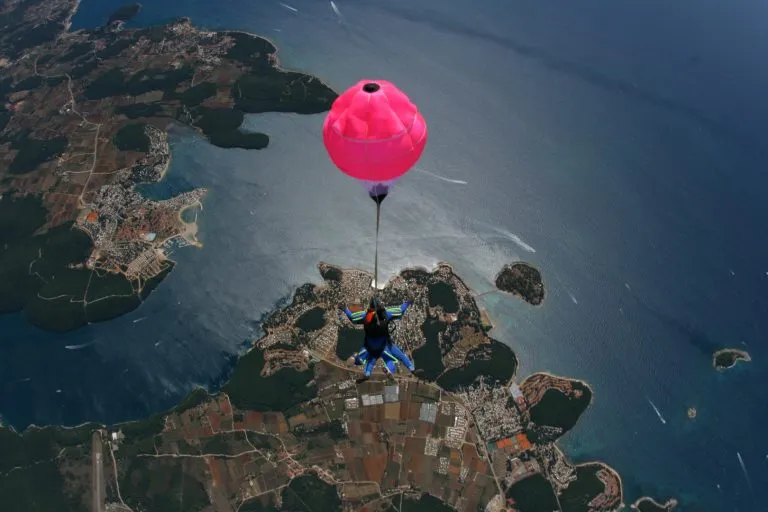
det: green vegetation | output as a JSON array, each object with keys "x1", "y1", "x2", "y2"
[
  {"x1": 223, "y1": 346, "x2": 316, "y2": 412},
  {"x1": 336, "y1": 326, "x2": 361, "y2": 361},
  {"x1": 174, "y1": 387, "x2": 210, "y2": 414},
  {"x1": 45, "y1": 76, "x2": 66, "y2": 87},
  {"x1": 437, "y1": 340, "x2": 517, "y2": 391},
  {"x1": 8, "y1": 134, "x2": 68, "y2": 174},
  {"x1": 70, "y1": 61, "x2": 98, "y2": 80},
  {"x1": 413, "y1": 318, "x2": 446, "y2": 381},
  {"x1": 108, "y1": 3, "x2": 142, "y2": 25},
  {"x1": 293, "y1": 419, "x2": 345, "y2": 441},
  {"x1": 0, "y1": 423, "x2": 97, "y2": 509},
  {"x1": 295, "y1": 306, "x2": 326, "y2": 332},
  {"x1": 0, "y1": 424, "x2": 97, "y2": 474},
  {"x1": 427, "y1": 282, "x2": 460, "y2": 313},
  {"x1": 12, "y1": 75, "x2": 43, "y2": 91},
  {"x1": 113, "y1": 122, "x2": 150, "y2": 152},
  {"x1": 0, "y1": 193, "x2": 48, "y2": 248},
  {"x1": 83, "y1": 68, "x2": 126, "y2": 99},
  {"x1": 224, "y1": 32, "x2": 276, "y2": 69},
  {"x1": 118, "y1": 413, "x2": 165, "y2": 440},
  {"x1": 121, "y1": 458, "x2": 210, "y2": 512},
  {"x1": 126, "y1": 66, "x2": 194, "y2": 96},
  {"x1": 528, "y1": 380, "x2": 592, "y2": 439},
  {"x1": 319, "y1": 265, "x2": 343, "y2": 282},
  {"x1": 201, "y1": 432, "x2": 244, "y2": 455},
  {"x1": 192, "y1": 106, "x2": 244, "y2": 134},
  {"x1": 0, "y1": 106, "x2": 11, "y2": 133},
  {"x1": 189, "y1": 106, "x2": 270, "y2": 149},
  {"x1": 84, "y1": 66, "x2": 194, "y2": 100},
  {"x1": 713, "y1": 349, "x2": 750, "y2": 371},
  {"x1": 0, "y1": 460, "x2": 84, "y2": 512},
  {"x1": 207, "y1": 130, "x2": 269, "y2": 149},
  {"x1": 395, "y1": 493, "x2": 454, "y2": 512},
  {"x1": 115, "y1": 102, "x2": 163, "y2": 119},
  {"x1": 181, "y1": 81, "x2": 217, "y2": 106},
  {"x1": 504, "y1": 473, "x2": 559, "y2": 512},
  {"x1": 279, "y1": 473, "x2": 341, "y2": 511},
  {"x1": 59, "y1": 42, "x2": 93, "y2": 63},
  {"x1": 239, "y1": 496, "x2": 279, "y2": 512},
  {"x1": 558, "y1": 464, "x2": 607, "y2": 512},
  {"x1": 96, "y1": 38, "x2": 134, "y2": 60},
  {"x1": 495, "y1": 262, "x2": 545, "y2": 305},
  {"x1": 0, "y1": 0, "x2": 71, "y2": 59},
  {"x1": 233, "y1": 71, "x2": 337, "y2": 114}
]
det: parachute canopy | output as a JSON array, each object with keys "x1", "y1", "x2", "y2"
[{"x1": 323, "y1": 80, "x2": 428, "y2": 194}]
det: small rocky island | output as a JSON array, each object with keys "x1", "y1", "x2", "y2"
[
  {"x1": 0, "y1": 262, "x2": 675, "y2": 511},
  {"x1": 495, "y1": 262, "x2": 545, "y2": 305},
  {"x1": 712, "y1": 348, "x2": 751, "y2": 371}
]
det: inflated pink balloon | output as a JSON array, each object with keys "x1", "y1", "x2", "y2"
[{"x1": 323, "y1": 80, "x2": 428, "y2": 184}]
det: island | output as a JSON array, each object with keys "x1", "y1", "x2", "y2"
[
  {"x1": 495, "y1": 262, "x2": 545, "y2": 306},
  {"x1": 0, "y1": 262, "x2": 674, "y2": 511},
  {"x1": 712, "y1": 348, "x2": 751, "y2": 371},
  {"x1": 0, "y1": 0, "x2": 337, "y2": 331}
]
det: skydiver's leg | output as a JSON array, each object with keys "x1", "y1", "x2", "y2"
[
  {"x1": 386, "y1": 342, "x2": 416, "y2": 372},
  {"x1": 363, "y1": 356, "x2": 378, "y2": 378},
  {"x1": 382, "y1": 356, "x2": 398, "y2": 376},
  {"x1": 347, "y1": 347, "x2": 368, "y2": 367}
]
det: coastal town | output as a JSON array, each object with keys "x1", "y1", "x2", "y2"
[
  {"x1": 0, "y1": 0, "x2": 681, "y2": 510},
  {"x1": 0, "y1": 0, "x2": 336, "y2": 330},
  {"x1": 0, "y1": 258, "x2": 678, "y2": 510},
  {"x1": 74, "y1": 263, "x2": 664, "y2": 512}
]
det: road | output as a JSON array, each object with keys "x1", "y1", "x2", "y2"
[{"x1": 91, "y1": 431, "x2": 104, "y2": 512}]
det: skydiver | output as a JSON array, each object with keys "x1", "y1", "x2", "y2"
[{"x1": 339, "y1": 297, "x2": 416, "y2": 381}]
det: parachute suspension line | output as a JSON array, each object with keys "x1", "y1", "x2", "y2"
[{"x1": 374, "y1": 197, "x2": 381, "y2": 294}]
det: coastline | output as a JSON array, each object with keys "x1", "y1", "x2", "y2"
[
  {"x1": 224, "y1": 29, "x2": 337, "y2": 92},
  {"x1": 176, "y1": 198, "x2": 205, "y2": 248}
]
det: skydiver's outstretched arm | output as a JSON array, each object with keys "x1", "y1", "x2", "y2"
[
  {"x1": 342, "y1": 305, "x2": 367, "y2": 324},
  {"x1": 384, "y1": 301, "x2": 410, "y2": 320}
]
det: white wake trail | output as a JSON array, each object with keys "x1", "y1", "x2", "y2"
[
  {"x1": 279, "y1": 2, "x2": 298, "y2": 13},
  {"x1": 416, "y1": 168, "x2": 468, "y2": 185},
  {"x1": 330, "y1": 1, "x2": 342, "y2": 19},
  {"x1": 647, "y1": 398, "x2": 666, "y2": 424}
]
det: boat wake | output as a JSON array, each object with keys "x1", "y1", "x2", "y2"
[
  {"x1": 279, "y1": 2, "x2": 298, "y2": 13},
  {"x1": 737, "y1": 452, "x2": 753, "y2": 493},
  {"x1": 64, "y1": 342, "x2": 93, "y2": 350},
  {"x1": 647, "y1": 398, "x2": 666, "y2": 424},
  {"x1": 416, "y1": 168, "x2": 468, "y2": 185}
]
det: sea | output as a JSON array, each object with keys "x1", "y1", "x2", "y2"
[{"x1": 1, "y1": 0, "x2": 767, "y2": 509}]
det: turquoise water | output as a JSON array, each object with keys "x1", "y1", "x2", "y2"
[{"x1": 2, "y1": 0, "x2": 767, "y2": 509}]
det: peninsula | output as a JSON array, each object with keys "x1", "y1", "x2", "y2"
[
  {"x1": 712, "y1": 348, "x2": 751, "y2": 371},
  {"x1": 0, "y1": 262, "x2": 675, "y2": 511},
  {"x1": 495, "y1": 262, "x2": 545, "y2": 305},
  {"x1": 0, "y1": 0, "x2": 336, "y2": 331}
]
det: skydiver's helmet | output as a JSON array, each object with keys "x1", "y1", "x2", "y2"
[
  {"x1": 365, "y1": 297, "x2": 390, "y2": 339},
  {"x1": 370, "y1": 297, "x2": 387, "y2": 322}
]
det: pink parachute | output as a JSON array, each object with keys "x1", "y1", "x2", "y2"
[
  {"x1": 323, "y1": 79, "x2": 428, "y2": 200},
  {"x1": 323, "y1": 79, "x2": 428, "y2": 289}
]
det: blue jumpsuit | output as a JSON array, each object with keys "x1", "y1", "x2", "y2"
[{"x1": 342, "y1": 302, "x2": 416, "y2": 377}]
